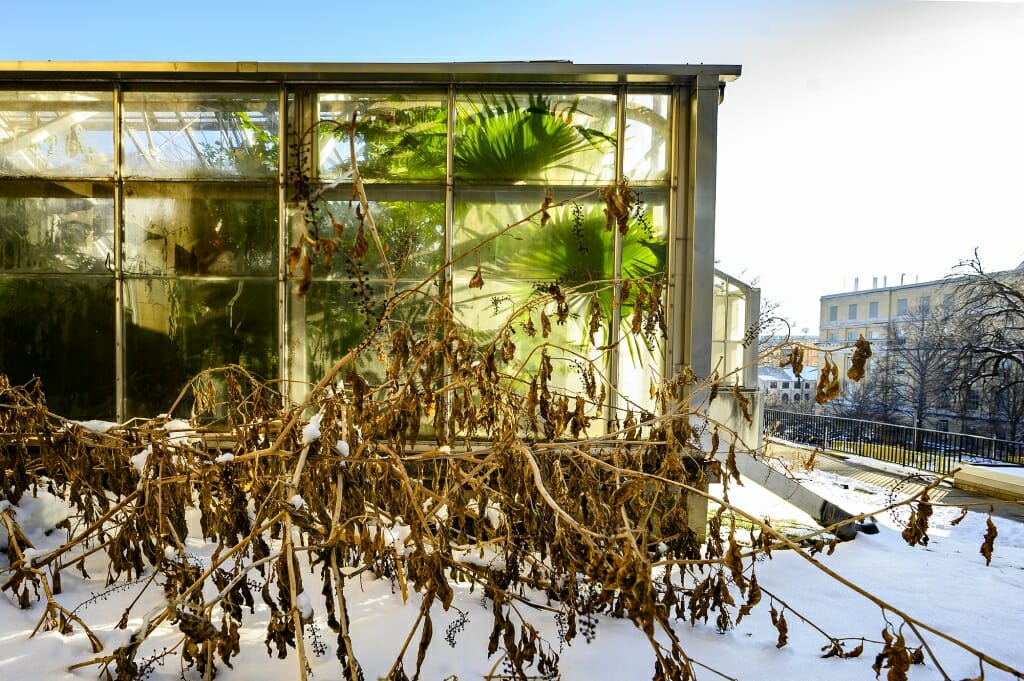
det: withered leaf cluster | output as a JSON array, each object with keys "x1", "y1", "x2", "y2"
[
  {"x1": 815, "y1": 357, "x2": 842, "y2": 404},
  {"x1": 848, "y1": 335, "x2": 872, "y2": 382},
  {"x1": 780, "y1": 346, "x2": 805, "y2": 378},
  {"x1": 900, "y1": 491, "x2": 933, "y2": 548},
  {"x1": 872, "y1": 628, "x2": 925, "y2": 681}
]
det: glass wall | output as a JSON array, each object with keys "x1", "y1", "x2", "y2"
[
  {"x1": 712, "y1": 271, "x2": 758, "y2": 386},
  {"x1": 0, "y1": 67, "x2": 731, "y2": 423},
  {"x1": 0, "y1": 90, "x2": 117, "y2": 417}
]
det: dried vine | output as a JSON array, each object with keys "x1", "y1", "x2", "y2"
[{"x1": 0, "y1": 111, "x2": 1018, "y2": 681}]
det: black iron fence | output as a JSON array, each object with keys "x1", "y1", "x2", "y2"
[{"x1": 764, "y1": 409, "x2": 1024, "y2": 475}]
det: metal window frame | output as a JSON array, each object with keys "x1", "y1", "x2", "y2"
[{"x1": 0, "y1": 62, "x2": 739, "y2": 422}]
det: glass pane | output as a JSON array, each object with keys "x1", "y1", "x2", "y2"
[
  {"x1": 0, "y1": 276, "x2": 115, "y2": 419},
  {"x1": 286, "y1": 279, "x2": 435, "y2": 390},
  {"x1": 310, "y1": 199, "x2": 445, "y2": 281},
  {"x1": 0, "y1": 90, "x2": 114, "y2": 177},
  {"x1": 453, "y1": 192, "x2": 666, "y2": 333},
  {"x1": 124, "y1": 278, "x2": 278, "y2": 418},
  {"x1": 318, "y1": 93, "x2": 447, "y2": 182},
  {"x1": 455, "y1": 197, "x2": 617, "y2": 282},
  {"x1": 727, "y1": 341, "x2": 745, "y2": 381},
  {"x1": 454, "y1": 92, "x2": 616, "y2": 184},
  {"x1": 624, "y1": 92, "x2": 671, "y2": 183},
  {"x1": 124, "y1": 182, "x2": 278, "y2": 276},
  {"x1": 452, "y1": 193, "x2": 665, "y2": 406},
  {"x1": 0, "y1": 184, "x2": 114, "y2": 273},
  {"x1": 728, "y1": 295, "x2": 746, "y2": 339},
  {"x1": 122, "y1": 92, "x2": 279, "y2": 178},
  {"x1": 712, "y1": 281, "x2": 728, "y2": 340}
]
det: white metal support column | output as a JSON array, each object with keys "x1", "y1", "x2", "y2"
[
  {"x1": 284, "y1": 90, "x2": 317, "y2": 405},
  {"x1": 276, "y1": 86, "x2": 289, "y2": 402},
  {"x1": 113, "y1": 84, "x2": 125, "y2": 422},
  {"x1": 685, "y1": 74, "x2": 723, "y2": 382},
  {"x1": 743, "y1": 285, "x2": 761, "y2": 389},
  {"x1": 667, "y1": 74, "x2": 724, "y2": 383}
]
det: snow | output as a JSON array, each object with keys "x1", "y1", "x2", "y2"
[
  {"x1": 1, "y1": 460, "x2": 1022, "y2": 680},
  {"x1": 161, "y1": 419, "x2": 195, "y2": 443},
  {"x1": 129, "y1": 445, "x2": 152, "y2": 476},
  {"x1": 72, "y1": 420, "x2": 119, "y2": 434},
  {"x1": 300, "y1": 412, "x2": 322, "y2": 444},
  {"x1": 300, "y1": 411, "x2": 350, "y2": 457}
]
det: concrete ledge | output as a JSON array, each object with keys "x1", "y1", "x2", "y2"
[{"x1": 953, "y1": 464, "x2": 1024, "y2": 502}]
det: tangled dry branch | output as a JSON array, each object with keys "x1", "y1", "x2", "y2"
[{"x1": 0, "y1": 116, "x2": 1018, "y2": 681}]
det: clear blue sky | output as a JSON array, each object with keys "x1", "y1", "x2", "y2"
[
  {"x1": 0, "y1": 0, "x2": 825, "y2": 63},
  {"x1": 3, "y1": 0, "x2": 1023, "y2": 332}
]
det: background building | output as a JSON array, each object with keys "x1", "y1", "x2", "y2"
[
  {"x1": 758, "y1": 365, "x2": 817, "y2": 408},
  {"x1": 816, "y1": 270, "x2": 1024, "y2": 439}
]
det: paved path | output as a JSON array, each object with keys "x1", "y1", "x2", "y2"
[{"x1": 764, "y1": 441, "x2": 1024, "y2": 524}]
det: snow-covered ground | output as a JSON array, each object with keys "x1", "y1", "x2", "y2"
[{"x1": 1, "y1": 457, "x2": 1022, "y2": 681}]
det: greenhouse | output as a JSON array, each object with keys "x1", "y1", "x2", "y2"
[{"x1": 0, "y1": 61, "x2": 748, "y2": 423}]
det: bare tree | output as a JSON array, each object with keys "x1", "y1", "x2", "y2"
[
  {"x1": 885, "y1": 301, "x2": 961, "y2": 431},
  {"x1": 953, "y1": 254, "x2": 1024, "y2": 438},
  {"x1": 833, "y1": 351, "x2": 899, "y2": 422}
]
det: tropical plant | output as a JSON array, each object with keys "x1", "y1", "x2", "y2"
[
  {"x1": 321, "y1": 93, "x2": 615, "y2": 183},
  {"x1": 453, "y1": 94, "x2": 614, "y2": 181}
]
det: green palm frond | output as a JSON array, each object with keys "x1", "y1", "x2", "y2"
[{"x1": 454, "y1": 94, "x2": 614, "y2": 181}]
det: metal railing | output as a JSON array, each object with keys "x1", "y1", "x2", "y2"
[{"x1": 764, "y1": 409, "x2": 1024, "y2": 475}]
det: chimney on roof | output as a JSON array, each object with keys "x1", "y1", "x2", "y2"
[
  {"x1": 854, "y1": 277, "x2": 859, "y2": 291},
  {"x1": 883, "y1": 275, "x2": 888, "y2": 287},
  {"x1": 872, "y1": 276, "x2": 878, "y2": 289}
]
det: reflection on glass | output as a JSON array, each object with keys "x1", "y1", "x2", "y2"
[
  {"x1": 453, "y1": 195, "x2": 665, "y2": 400},
  {"x1": 0, "y1": 90, "x2": 114, "y2": 177},
  {"x1": 454, "y1": 93, "x2": 616, "y2": 184},
  {"x1": 624, "y1": 93, "x2": 672, "y2": 182},
  {"x1": 453, "y1": 195, "x2": 665, "y2": 322},
  {"x1": 712, "y1": 275, "x2": 750, "y2": 383},
  {"x1": 122, "y1": 92, "x2": 279, "y2": 178},
  {"x1": 318, "y1": 93, "x2": 448, "y2": 181},
  {"x1": 0, "y1": 191, "x2": 114, "y2": 273},
  {"x1": 311, "y1": 199, "x2": 445, "y2": 281},
  {"x1": 124, "y1": 183, "x2": 278, "y2": 276},
  {"x1": 0, "y1": 277, "x2": 115, "y2": 419},
  {"x1": 286, "y1": 279, "x2": 436, "y2": 389},
  {"x1": 124, "y1": 278, "x2": 278, "y2": 417}
]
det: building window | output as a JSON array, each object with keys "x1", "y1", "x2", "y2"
[
  {"x1": 828, "y1": 305, "x2": 838, "y2": 322},
  {"x1": 0, "y1": 73, "x2": 692, "y2": 422},
  {"x1": 943, "y1": 293, "x2": 955, "y2": 312},
  {"x1": 782, "y1": 381, "x2": 789, "y2": 389},
  {"x1": 896, "y1": 359, "x2": 907, "y2": 375},
  {"x1": 846, "y1": 330, "x2": 857, "y2": 341},
  {"x1": 828, "y1": 331, "x2": 838, "y2": 341},
  {"x1": 869, "y1": 301, "x2": 879, "y2": 318},
  {"x1": 848, "y1": 303, "x2": 857, "y2": 320},
  {"x1": 781, "y1": 394, "x2": 790, "y2": 402},
  {"x1": 896, "y1": 298, "x2": 908, "y2": 315},
  {"x1": 793, "y1": 394, "x2": 801, "y2": 402},
  {"x1": 769, "y1": 381, "x2": 777, "y2": 389},
  {"x1": 919, "y1": 296, "x2": 930, "y2": 314},
  {"x1": 968, "y1": 390, "x2": 980, "y2": 410}
]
